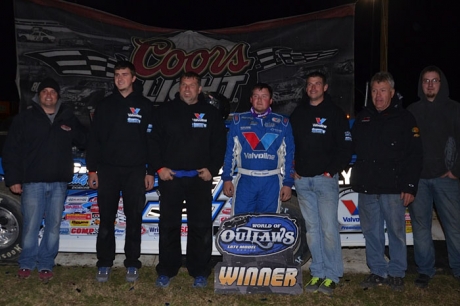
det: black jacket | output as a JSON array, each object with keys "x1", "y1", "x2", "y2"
[
  {"x1": 351, "y1": 96, "x2": 423, "y2": 195},
  {"x1": 150, "y1": 93, "x2": 227, "y2": 176},
  {"x1": 86, "y1": 84, "x2": 155, "y2": 174},
  {"x1": 2, "y1": 100, "x2": 87, "y2": 186},
  {"x1": 407, "y1": 67, "x2": 460, "y2": 179},
  {"x1": 290, "y1": 94, "x2": 352, "y2": 177}
]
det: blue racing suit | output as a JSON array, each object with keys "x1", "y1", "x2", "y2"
[{"x1": 222, "y1": 110, "x2": 295, "y2": 215}]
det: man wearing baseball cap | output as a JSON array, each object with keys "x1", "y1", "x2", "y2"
[{"x1": 2, "y1": 77, "x2": 87, "y2": 281}]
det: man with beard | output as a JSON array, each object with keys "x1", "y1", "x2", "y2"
[{"x1": 407, "y1": 66, "x2": 460, "y2": 288}]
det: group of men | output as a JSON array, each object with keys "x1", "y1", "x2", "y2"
[{"x1": 2, "y1": 62, "x2": 459, "y2": 294}]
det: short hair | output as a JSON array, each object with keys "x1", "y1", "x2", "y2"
[
  {"x1": 420, "y1": 65, "x2": 442, "y2": 80},
  {"x1": 371, "y1": 71, "x2": 395, "y2": 89},
  {"x1": 306, "y1": 71, "x2": 327, "y2": 85},
  {"x1": 252, "y1": 83, "x2": 273, "y2": 99},
  {"x1": 114, "y1": 60, "x2": 136, "y2": 76},
  {"x1": 181, "y1": 71, "x2": 201, "y2": 85}
]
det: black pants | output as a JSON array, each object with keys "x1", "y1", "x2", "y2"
[
  {"x1": 96, "y1": 164, "x2": 146, "y2": 268},
  {"x1": 156, "y1": 176, "x2": 213, "y2": 278}
]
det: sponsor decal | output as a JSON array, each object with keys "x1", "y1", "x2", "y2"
[
  {"x1": 315, "y1": 118, "x2": 326, "y2": 125},
  {"x1": 361, "y1": 117, "x2": 371, "y2": 122},
  {"x1": 272, "y1": 117, "x2": 281, "y2": 123},
  {"x1": 192, "y1": 122, "x2": 207, "y2": 128},
  {"x1": 115, "y1": 228, "x2": 125, "y2": 236},
  {"x1": 60, "y1": 124, "x2": 71, "y2": 131},
  {"x1": 311, "y1": 128, "x2": 326, "y2": 134},
  {"x1": 338, "y1": 189, "x2": 361, "y2": 232},
  {"x1": 242, "y1": 132, "x2": 278, "y2": 151},
  {"x1": 65, "y1": 213, "x2": 92, "y2": 221},
  {"x1": 70, "y1": 227, "x2": 96, "y2": 235},
  {"x1": 70, "y1": 220, "x2": 90, "y2": 226},
  {"x1": 66, "y1": 196, "x2": 89, "y2": 203},
  {"x1": 130, "y1": 107, "x2": 140, "y2": 115},
  {"x1": 181, "y1": 225, "x2": 188, "y2": 237},
  {"x1": 147, "y1": 226, "x2": 160, "y2": 236},
  {"x1": 345, "y1": 131, "x2": 352, "y2": 141},
  {"x1": 127, "y1": 118, "x2": 141, "y2": 124},
  {"x1": 60, "y1": 228, "x2": 70, "y2": 235},
  {"x1": 264, "y1": 122, "x2": 275, "y2": 127}
]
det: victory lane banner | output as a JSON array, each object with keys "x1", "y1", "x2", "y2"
[
  {"x1": 214, "y1": 214, "x2": 303, "y2": 294},
  {"x1": 14, "y1": 0, "x2": 354, "y2": 128}
]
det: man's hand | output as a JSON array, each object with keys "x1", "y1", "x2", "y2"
[
  {"x1": 400, "y1": 192, "x2": 415, "y2": 206},
  {"x1": 145, "y1": 174, "x2": 154, "y2": 191},
  {"x1": 88, "y1": 172, "x2": 98, "y2": 189},
  {"x1": 197, "y1": 168, "x2": 212, "y2": 181},
  {"x1": 294, "y1": 171, "x2": 301, "y2": 179},
  {"x1": 223, "y1": 181, "x2": 234, "y2": 197},
  {"x1": 441, "y1": 170, "x2": 458, "y2": 179},
  {"x1": 9, "y1": 184, "x2": 23, "y2": 194},
  {"x1": 158, "y1": 167, "x2": 175, "y2": 181},
  {"x1": 280, "y1": 186, "x2": 292, "y2": 202}
]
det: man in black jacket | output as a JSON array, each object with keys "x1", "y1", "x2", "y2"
[
  {"x1": 86, "y1": 61, "x2": 155, "y2": 283},
  {"x1": 351, "y1": 71, "x2": 422, "y2": 291},
  {"x1": 2, "y1": 77, "x2": 87, "y2": 281},
  {"x1": 151, "y1": 72, "x2": 226, "y2": 288},
  {"x1": 407, "y1": 66, "x2": 460, "y2": 288},
  {"x1": 290, "y1": 71, "x2": 352, "y2": 296}
]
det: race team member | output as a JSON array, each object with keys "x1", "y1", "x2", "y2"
[
  {"x1": 351, "y1": 72, "x2": 422, "y2": 291},
  {"x1": 222, "y1": 83, "x2": 295, "y2": 214},
  {"x1": 407, "y1": 66, "x2": 460, "y2": 288},
  {"x1": 2, "y1": 77, "x2": 87, "y2": 281},
  {"x1": 151, "y1": 72, "x2": 226, "y2": 288},
  {"x1": 86, "y1": 61, "x2": 155, "y2": 283},
  {"x1": 290, "y1": 71, "x2": 352, "y2": 295}
]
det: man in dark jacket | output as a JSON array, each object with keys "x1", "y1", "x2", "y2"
[
  {"x1": 2, "y1": 77, "x2": 87, "y2": 281},
  {"x1": 407, "y1": 66, "x2": 460, "y2": 288},
  {"x1": 151, "y1": 72, "x2": 226, "y2": 288},
  {"x1": 351, "y1": 71, "x2": 422, "y2": 291},
  {"x1": 86, "y1": 61, "x2": 155, "y2": 283},
  {"x1": 290, "y1": 71, "x2": 352, "y2": 296}
]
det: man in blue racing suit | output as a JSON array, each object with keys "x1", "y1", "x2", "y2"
[{"x1": 222, "y1": 83, "x2": 295, "y2": 215}]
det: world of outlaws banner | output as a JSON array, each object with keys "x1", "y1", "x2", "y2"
[{"x1": 14, "y1": 0, "x2": 355, "y2": 128}]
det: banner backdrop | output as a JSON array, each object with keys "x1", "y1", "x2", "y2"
[{"x1": 14, "y1": 0, "x2": 355, "y2": 127}]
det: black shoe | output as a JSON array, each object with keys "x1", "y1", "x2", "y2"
[
  {"x1": 360, "y1": 274, "x2": 387, "y2": 288},
  {"x1": 414, "y1": 274, "x2": 431, "y2": 289},
  {"x1": 388, "y1": 276, "x2": 404, "y2": 291}
]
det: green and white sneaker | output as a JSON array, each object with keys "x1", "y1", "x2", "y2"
[
  {"x1": 317, "y1": 278, "x2": 336, "y2": 296},
  {"x1": 305, "y1": 276, "x2": 323, "y2": 293}
]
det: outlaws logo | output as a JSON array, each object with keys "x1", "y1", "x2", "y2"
[{"x1": 217, "y1": 214, "x2": 298, "y2": 256}]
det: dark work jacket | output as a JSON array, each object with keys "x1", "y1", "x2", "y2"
[
  {"x1": 351, "y1": 97, "x2": 423, "y2": 195},
  {"x1": 290, "y1": 94, "x2": 352, "y2": 177},
  {"x1": 2, "y1": 100, "x2": 87, "y2": 186},
  {"x1": 86, "y1": 85, "x2": 155, "y2": 174},
  {"x1": 408, "y1": 67, "x2": 460, "y2": 179},
  {"x1": 150, "y1": 94, "x2": 227, "y2": 176}
]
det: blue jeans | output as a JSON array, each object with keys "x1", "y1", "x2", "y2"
[
  {"x1": 295, "y1": 174, "x2": 343, "y2": 283},
  {"x1": 409, "y1": 177, "x2": 460, "y2": 277},
  {"x1": 18, "y1": 182, "x2": 67, "y2": 271},
  {"x1": 359, "y1": 193, "x2": 406, "y2": 278}
]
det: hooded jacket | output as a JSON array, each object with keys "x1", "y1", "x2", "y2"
[
  {"x1": 2, "y1": 98, "x2": 87, "y2": 186},
  {"x1": 150, "y1": 93, "x2": 227, "y2": 176},
  {"x1": 290, "y1": 93, "x2": 352, "y2": 177},
  {"x1": 407, "y1": 67, "x2": 460, "y2": 179},
  {"x1": 86, "y1": 82, "x2": 155, "y2": 174},
  {"x1": 351, "y1": 95, "x2": 423, "y2": 195}
]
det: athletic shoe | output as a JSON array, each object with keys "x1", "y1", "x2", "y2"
[
  {"x1": 156, "y1": 275, "x2": 172, "y2": 288},
  {"x1": 304, "y1": 276, "x2": 323, "y2": 293},
  {"x1": 317, "y1": 278, "x2": 336, "y2": 296},
  {"x1": 193, "y1": 276, "x2": 208, "y2": 288},
  {"x1": 96, "y1": 267, "x2": 111, "y2": 283},
  {"x1": 360, "y1": 273, "x2": 387, "y2": 288},
  {"x1": 39, "y1": 270, "x2": 54, "y2": 281},
  {"x1": 388, "y1": 276, "x2": 404, "y2": 291},
  {"x1": 414, "y1": 274, "x2": 431, "y2": 289},
  {"x1": 17, "y1": 268, "x2": 31, "y2": 279},
  {"x1": 125, "y1": 267, "x2": 139, "y2": 282}
]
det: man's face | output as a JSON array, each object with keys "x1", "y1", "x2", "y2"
[
  {"x1": 114, "y1": 68, "x2": 136, "y2": 93},
  {"x1": 179, "y1": 77, "x2": 202, "y2": 105},
  {"x1": 422, "y1": 71, "x2": 441, "y2": 102},
  {"x1": 250, "y1": 88, "x2": 272, "y2": 113},
  {"x1": 371, "y1": 80, "x2": 395, "y2": 112},
  {"x1": 39, "y1": 87, "x2": 58, "y2": 110},
  {"x1": 306, "y1": 76, "x2": 328, "y2": 104}
]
